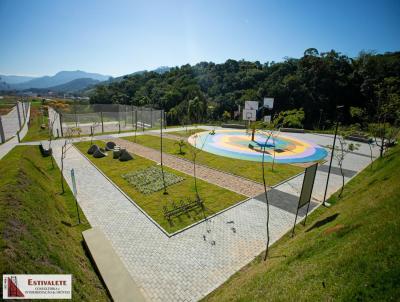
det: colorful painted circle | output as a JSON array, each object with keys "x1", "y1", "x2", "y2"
[{"x1": 188, "y1": 130, "x2": 328, "y2": 163}]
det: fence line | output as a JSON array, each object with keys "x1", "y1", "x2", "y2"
[
  {"x1": 0, "y1": 101, "x2": 29, "y2": 143},
  {"x1": 50, "y1": 104, "x2": 165, "y2": 137}
]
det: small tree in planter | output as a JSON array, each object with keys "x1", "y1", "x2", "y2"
[
  {"x1": 328, "y1": 135, "x2": 360, "y2": 198},
  {"x1": 259, "y1": 130, "x2": 273, "y2": 261},
  {"x1": 60, "y1": 127, "x2": 81, "y2": 194},
  {"x1": 175, "y1": 139, "x2": 186, "y2": 155},
  {"x1": 47, "y1": 111, "x2": 58, "y2": 169},
  {"x1": 90, "y1": 121, "x2": 100, "y2": 146},
  {"x1": 190, "y1": 130, "x2": 215, "y2": 242}
]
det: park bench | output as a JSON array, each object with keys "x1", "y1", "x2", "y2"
[
  {"x1": 39, "y1": 141, "x2": 52, "y2": 157},
  {"x1": 345, "y1": 134, "x2": 372, "y2": 144},
  {"x1": 163, "y1": 198, "x2": 204, "y2": 224},
  {"x1": 280, "y1": 127, "x2": 305, "y2": 133},
  {"x1": 221, "y1": 123, "x2": 246, "y2": 129}
]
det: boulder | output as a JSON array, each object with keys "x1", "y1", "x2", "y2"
[
  {"x1": 113, "y1": 149, "x2": 122, "y2": 159},
  {"x1": 87, "y1": 144, "x2": 99, "y2": 155},
  {"x1": 105, "y1": 141, "x2": 116, "y2": 151},
  {"x1": 119, "y1": 150, "x2": 133, "y2": 161},
  {"x1": 93, "y1": 149, "x2": 107, "y2": 158}
]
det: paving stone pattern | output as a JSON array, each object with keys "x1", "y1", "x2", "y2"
[
  {"x1": 52, "y1": 142, "x2": 302, "y2": 301},
  {"x1": 50, "y1": 133, "x2": 379, "y2": 301},
  {"x1": 0, "y1": 126, "x2": 381, "y2": 301}
]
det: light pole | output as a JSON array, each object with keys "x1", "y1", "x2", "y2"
[{"x1": 322, "y1": 105, "x2": 344, "y2": 206}]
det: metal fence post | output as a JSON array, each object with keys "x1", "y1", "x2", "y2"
[
  {"x1": 100, "y1": 111, "x2": 104, "y2": 133},
  {"x1": 59, "y1": 112, "x2": 64, "y2": 137},
  {"x1": 131, "y1": 104, "x2": 134, "y2": 130},
  {"x1": 0, "y1": 116, "x2": 5, "y2": 143},
  {"x1": 16, "y1": 102, "x2": 22, "y2": 129},
  {"x1": 135, "y1": 110, "x2": 138, "y2": 132},
  {"x1": 142, "y1": 110, "x2": 144, "y2": 131},
  {"x1": 150, "y1": 108, "x2": 153, "y2": 128},
  {"x1": 118, "y1": 109, "x2": 121, "y2": 133},
  {"x1": 21, "y1": 102, "x2": 26, "y2": 122},
  {"x1": 74, "y1": 105, "x2": 78, "y2": 127},
  {"x1": 125, "y1": 105, "x2": 127, "y2": 127}
]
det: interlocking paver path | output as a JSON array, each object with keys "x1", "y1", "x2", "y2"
[
  {"x1": 0, "y1": 124, "x2": 380, "y2": 302},
  {"x1": 48, "y1": 134, "x2": 379, "y2": 302},
  {"x1": 52, "y1": 142, "x2": 306, "y2": 301},
  {"x1": 113, "y1": 138, "x2": 265, "y2": 197}
]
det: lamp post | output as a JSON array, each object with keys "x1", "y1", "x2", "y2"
[{"x1": 322, "y1": 105, "x2": 344, "y2": 206}]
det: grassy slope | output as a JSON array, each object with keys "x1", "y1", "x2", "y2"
[
  {"x1": 124, "y1": 135, "x2": 303, "y2": 186},
  {"x1": 22, "y1": 103, "x2": 49, "y2": 142},
  {"x1": 75, "y1": 141, "x2": 246, "y2": 233},
  {"x1": 204, "y1": 145, "x2": 400, "y2": 301},
  {"x1": 0, "y1": 146, "x2": 109, "y2": 301}
]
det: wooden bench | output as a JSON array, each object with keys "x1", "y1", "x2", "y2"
[
  {"x1": 163, "y1": 198, "x2": 204, "y2": 224},
  {"x1": 221, "y1": 123, "x2": 246, "y2": 129},
  {"x1": 346, "y1": 135, "x2": 372, "y2": 144},
  {"x1": 39, "y1": 141, "x2": 52, "y2": 157},
  {"x1": 280, "y1": 128, "x2": 305, "y2": 133},
  {"x1": 82, "y1": 228, "x2": 147, "y2": 302}
]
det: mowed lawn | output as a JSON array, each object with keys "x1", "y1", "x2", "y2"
[
  {"x1": 0, "y1": 146, "x2": 109, "y2": 301},
  {"x1": 124, "y1": 134, "x2": 304, "y2": 186},
  {"x1": 75, "y1": 141, "x2": 246, "y2": 233},
  {"x1": 22, "y1": 102, "x2": 49, "y2": 142},
  {"x1": 203, "y1": 144, "x2": 400, "y2": 301},
  {"x1": 167, "y1": 128, "x2": 208, "y2": 137}
]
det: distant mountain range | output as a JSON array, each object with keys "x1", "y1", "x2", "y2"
[
  {"x1": 0, "y1": 75, "x2": 37, "y2": 84},
  {"x1": 0, "y1": 67, "x2": 171, "y2": 93},
  {"x1": 3, "y1": 70, "x2": 110, "y2": 90},
  {"x1": 26, "y1": 78, "x2": 101, "y2": 94}
]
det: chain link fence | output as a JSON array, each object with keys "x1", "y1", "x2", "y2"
[
  {"x1": 50, "y1": 104, "x2": 166, "y2": 137},
  {"x1": 0, "y1": 101, "x2": 29, "y2": 143}
]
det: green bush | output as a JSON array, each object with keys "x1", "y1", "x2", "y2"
[{"x1": 274, "y1": 108, "x2": 305, "y2": 128}]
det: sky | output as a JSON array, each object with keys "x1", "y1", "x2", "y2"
[{"x1": 0, "y1": 0, "x2": 399, "y2": 77}]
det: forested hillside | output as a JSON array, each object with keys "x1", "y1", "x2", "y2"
[{"x1": 89, "y1": 49, "x2": 400, "y2": 128}]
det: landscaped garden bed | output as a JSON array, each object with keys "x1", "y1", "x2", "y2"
[
  {"x1": 122, "y1": 166, "x2": 184, "y2": 194},
  {"x1": 74, "y1": 140, "x2": 246, "y2": 233}
]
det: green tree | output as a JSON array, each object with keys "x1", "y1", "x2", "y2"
[{"x1": 274, "y1": 108, "x2": 305, "y2": 128}]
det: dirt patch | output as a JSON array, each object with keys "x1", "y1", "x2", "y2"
[
  {"x1": 2, "y1": 217, "x2": 27, "y2": 240},
  {"x1": 324, "y1": 224, "x2": 345, "y2": 235}
]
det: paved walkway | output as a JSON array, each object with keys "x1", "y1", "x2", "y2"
[
  {"x1": 0, "y1": 103, "x2": 31, "y2": 159},
  {"x1": 113, "y1": 138, "x2": 266, "y2": 197},
  {"x1": 49, "y1": 131, "x2": 379, "y2": 301},
  {"x1": 0, "y1": 102, "x2": 27, "y2": 141},
  {"x1": 0, "y1": 125, "x2": 381, "y2": 301},
  {"x1": 52, "y1": 141, "x2": 308, "y2": 302}
]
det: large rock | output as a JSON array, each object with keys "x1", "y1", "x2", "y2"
[
  {"x1": 105, "y1": 141, "x2": 116, "y2": 151},
  {"x1": 93, "y1": 148, "x2": 107, "y2": 158},
  {"x1": 87, "y1": 144, "x2": 99, "y2": 155},
  {"x1": 113, "y1": 149, "x2": 121, "y2": 159},
  {"x1": 119, "y1": 150, "x2": 133, "y2": 162}
]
